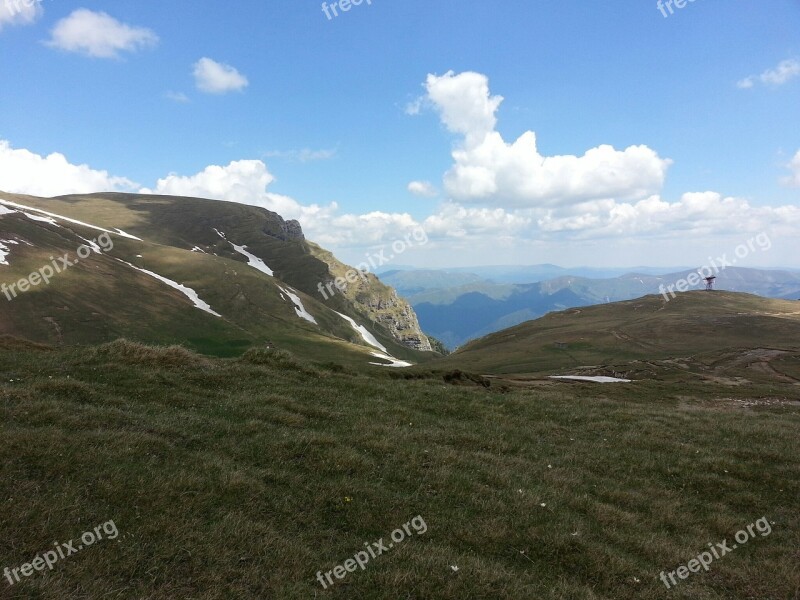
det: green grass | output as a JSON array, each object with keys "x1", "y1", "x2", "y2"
[
  {"x1": 1, "y1": 340, "x2": 798, "y2": 599},
  {"x1": 436, "y1": 291, "x2": 800, "y2": 376}
]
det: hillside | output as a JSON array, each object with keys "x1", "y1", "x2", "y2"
[
  {"x1": 1, "y1": 339, "x2": 797, "y2": 599},
  {"x1": 0, "y1": 191, "x2": 432, "y2": 365},
  {"x1": 402, "y1": 268, "x2": 800, "y2": 349},
  {"x1": 432, "y1": 291, "x2": 800, "y2": 378}
]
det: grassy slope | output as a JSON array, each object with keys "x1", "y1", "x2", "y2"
[
  {"x1": 434, "y1": 292, "x2": 800, "y2": 375},
  {"x1": 0, "y1": 340, "x2": 798, "y2": 599}
]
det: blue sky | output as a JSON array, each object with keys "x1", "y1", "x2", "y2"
[{"x1": 1, "y1": 0, "x2": 799, "y2": 268}]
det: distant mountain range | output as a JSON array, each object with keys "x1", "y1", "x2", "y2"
[{"x1": 379, "y1": 266, "x2": 800, "y2": 349}]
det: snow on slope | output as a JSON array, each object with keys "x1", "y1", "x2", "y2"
[
  {"x1": 550, "y1": 375, "x2": 632, "y2": 383},
  {"x1": 0, "y1": 239, "x2": 18, "y2": 266},
  {"x1": 23, "y1": 212, "x2": 58, "y2": 225},
  {"x1": 0, "y1": 199, "x2": 142, "y2": 240},
  {"x1": 117, "y1": 259, "x2": 221, "y2": 317},
  {"x1": 278, "y1": 286, "x2": 317, "y2": 324},
  {"x1": 76, "y1": 236, "x2": 102, "y2": 254},
  {"x1": 333, "y1": 313, "x2": 414, "y2": 368},
  {"x1": 334, "y1": 311, "x2": 388, "y2": 353},
  {"x1": 368, "y1": 352, "x2": 413, "y2": 368},
  {"x1": 214, "y1": 229, "x2": 274, "y2": 276}
]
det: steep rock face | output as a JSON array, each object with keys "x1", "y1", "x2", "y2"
[
  {"x1": 364, "y1": 289, "x2": 432, "y2": 351},
  {"x1": 263, "y1": 217, "x2": 305, "y2": 242},
  {"x1": 307, "y1": 242, "x2": 432, "y2": 351}
]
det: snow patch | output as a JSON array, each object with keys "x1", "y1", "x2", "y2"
[
  {"x1": 278, "y1": 286, "x2": 317, "y2": 324},
  {"x1": 117, "y1": 259, "x2": 221, "y2": 317},
  {"x1": 113, "y1": 228, "x2": 140, "y2": 240},
  {"x1": 334, "y1": 311, "x2": 388, "y2": 353},
  {"x1": 76, "y1": 236, "x2": 102, "y2": 254},
  {"x1": 550, "y1": 376, "x2": 632, "y2": 383},
  {"x1": 214, "y1": 229, "x2": 274, "y2": 276},
  {"x1": 369, "y1": 352, "x2": 413, "y2": 368},
  {"x1": 190, "y1": 246, "x2": 206, "y2": 253},
  {"x1": 23, "y1": 212, "x2": 58, "y2": 225},
  {"x1": 0, "y1": 199, "x2": 142, "y2": 240},
  {"x1": 0, "y1": 239, "x2": 19, "y2": 266},
  {"x1": 0, "y1": 206, "x2": 18, "y2": 216}
]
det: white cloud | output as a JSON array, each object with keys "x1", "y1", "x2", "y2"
[
  {"x1": 46, "y1": 9, "x2": 158, "y2": 58},
  {"x1": 419, "y1": 71, "x2": 671, "y2": 207},
  {"x1": 738, "y1": 58, "x2": 800, "y2": 89},
  {"x1": 263, "y1": 148, "x2": 336, "y2": 162},
  {"x1": 404, "y1": 97, "x2": 424, "y2": 116},
  {"x1": 422, "y1": 203, "x2": 530, "y2": 239},
  {"x1": 165, "y1": 91, "x2": 190, "y2": 104},
  {"x1": 0, "y1": 140, "x2": 137, "y2": 196},
  {"x1": 193, "y1": 58, "x2": 249, "y2": 94},
  {"x1": 2, "y1": 140, "x2": 798, "y2": 265},
  {"x1": 782, "y1": 150, "x2": 800, "y2": 188},
  {"x1": 0, "y1": 0, "x2": 42, "y2": 31},
  {"x1": 536, "y1": 192, "x2": 800, "y2": 239},
  {"x1": 407, "y1": 181, "x2": 437, "y2": 197},
  {"x1": 138, "y1": 159, "x2": 425, "y2": 247}
]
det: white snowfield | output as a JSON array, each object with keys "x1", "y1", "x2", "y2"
[
  {"x1": 0, "y1": 199, "x2": 142, "y2": 240},
  {"x1": 117, "y1": 259, "x2": 221, "y2": 317},
  {"x1": 550, "y1": 375, "x2": 632, "y2": 383},
  {"x1": 333, "y1": 311, "x2": 414, "y2": 368},
  {"x1": 278, "y1": 285, "x2": 317, "y2": 324},
  {"x1": 76, "y1": 235, "x2": 102, "y2": 254},
  {"x1": 369, "y1": 352, "x2": 413, "y2": 368},
  {"x1": 213, "y1": 229, "x2": 274, "y2": 276},
  {"x1": 334, "y1": 311, "x2": 387, "y2": 353},
  {"x1": 22, "y1": 212, "x2": 58, "y2": 225},
  {"x1": 0, "y1": 239, "x2": 18, "y2": 266}
]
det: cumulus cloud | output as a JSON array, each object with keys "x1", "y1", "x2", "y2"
[
  {"x1": 140, "y1": 159, "x2": 433, "y2": 247},
  {"x1": 2, "y1": 138, "x2": 798, "y2": 263},
  {"x1": 738, "y1": 58, "x2": 800, "y2": 89},
  {"x1": 0, "y1": 0, "x2": 42, "y2": 31},
  {"x1": 781, "y1": 150, "x2": 800, "y2": 188},
  {"x1": 536, "y1": 192, "x2": 800, "y2": 239},
  {"x1": 0, "y1": 140, "x2": 137, "y2": 196},
  {"x1": 419, "y1": 71, "x2": 671, "y2": 207},
  {"x1": 407, "y1": 181, "x2": 437, "y2": 197},
  {"x1": 422, "y1": 203, "x2": 530, "y2": 238},
  {"x1": 193, "y1": 58, "x2": 249, "y2": 94},
  {"x1": 46, "y1": 9, "x2": 158, "y2": 58}
]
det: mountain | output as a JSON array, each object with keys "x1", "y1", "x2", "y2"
[
  {"x1": 394, "y1": 266, "x2": 800, "y2": 349},
  {"x1": 431, "y1": 291, "x2": 800, "y2": 378},
  {"x1": 0, "y1": 191, "x2": 433, "y2": 365}
]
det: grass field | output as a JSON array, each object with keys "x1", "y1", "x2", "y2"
[{"x1": 1, "y1": 338, "x2": 798, "y2": 599}]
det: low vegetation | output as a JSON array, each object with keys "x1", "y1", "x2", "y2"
[{"x1": 1, "y1": 339, "x2": 798, "y2": 599}]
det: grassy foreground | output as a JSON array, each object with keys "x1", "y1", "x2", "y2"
[{"x1": 1, "y1": 339, "x2": 799, "y2": 599}]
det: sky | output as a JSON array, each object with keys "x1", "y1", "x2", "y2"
[{"x1": 1, "y1": 0, "x2": 799, "y2": 269}]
